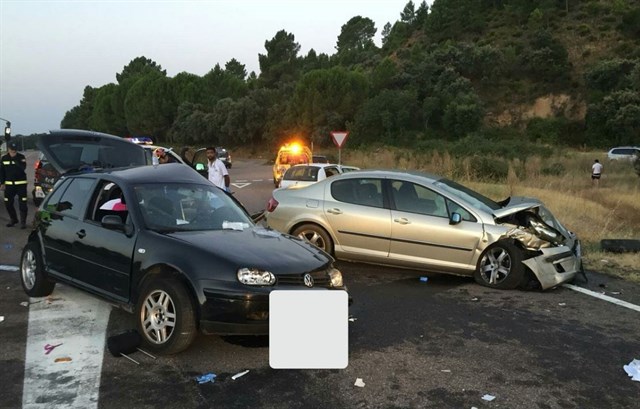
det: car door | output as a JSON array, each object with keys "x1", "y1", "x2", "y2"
[
  {"x1": 388, "y1": 180, "x2": 483, "y2": 273},
  {"x1": 71, "y1": 180, "x2": 137, "y2": 301},
  {"x1": 323, "y1": 178, "x2": 391, "y2": 261},
  {"x1": 39, "y1": 177, "x2": 95, "y2": 281},
  {"x1": 192, "y1": 148, "x2": 209, "y2": 178}
]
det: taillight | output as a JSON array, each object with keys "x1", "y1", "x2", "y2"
[
  {"x1": 34, "y1": 160, "x2": 42, "y2": 169},
  {"x1": 266, "y1": 197, "x2": 279, "y2": 212}
]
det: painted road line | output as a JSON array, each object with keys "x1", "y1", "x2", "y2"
[
  {"x1": 0, "y1": 264, "x2": 19, "y2": 272},
  {"x1": 563, "y1": 283, "x2": 640, "y2": 313},
  {"x1": 235, "y1": 179, "x2": 248, "y2": 182},
  {"x1": 251, "y1": 179, "x2": 264, "y2": 182},
  {"x1": 23, "y1": 284, "x2": 110, "y2": 409},
  {"x1": 232, "y1": 182, "x2": 251, "y2": 189}
]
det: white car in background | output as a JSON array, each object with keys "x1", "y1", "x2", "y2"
[
  {"x1": 607, "y1": 146, "x2": 640, "y2": 161},
  {"x1": 279, "y1": 163, "x2": 360, "y2": 189}
]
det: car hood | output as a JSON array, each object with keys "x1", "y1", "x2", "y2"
[
  {"x1": 166, "y1": 226, "x2": 332, "y2": 274},
  {"x1": 37, "y1": 130, "x2": 147, "y2": 174},
  {"x1": 492, "y1": 200, "x2": 541, "y2": 219}
]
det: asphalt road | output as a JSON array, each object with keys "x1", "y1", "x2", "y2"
[{"x1": 1, "y1": 152, "x2": 639, "y2": 409}]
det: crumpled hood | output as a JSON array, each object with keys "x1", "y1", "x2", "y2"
[
  {"x1": 492, "y1": 197, "x2": 542, "y2": 219},
  {"x1": 165, "y1": 226, "x2": 331, "y2": 274}
]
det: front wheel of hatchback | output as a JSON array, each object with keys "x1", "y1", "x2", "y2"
[
  {"x1": 21, "y1": 242, "x2": 56, "y2": 297},
  {"x1": 475, "y1": 240, "x2": 525, "y2": 290},
  {"x1": 292, "y1": 224, "x2": 334, "y2": 255},
  {"x1": 135, "y1": 277, "x2": 197, "y2": 355}
]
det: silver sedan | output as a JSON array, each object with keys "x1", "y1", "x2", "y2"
[{"x1": 265, "y1": 170, "x2": 582, "y2": 290}]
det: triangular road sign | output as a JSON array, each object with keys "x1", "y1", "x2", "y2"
[{"x1": 330, "y1": 131, "x2": 349, "y2": 148}]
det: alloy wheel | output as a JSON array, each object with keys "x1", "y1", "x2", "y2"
[
  {"x1": 479, "y1": 246, "x2": 512, "y2": 285},
  {"x1": 21, "y1": 249, "x2": 37, "y2": 290},
  {"x1": 140, "y1": 289, "x2": 177, "y2": 344},
  {"x1": 298, "y1": 230, "x2": 327, "y2": 251}
]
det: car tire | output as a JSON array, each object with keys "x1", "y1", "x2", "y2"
[
  {"x1": 135, "y1": 277, "x2": 197, "y2": 355},
  {"x1": 20, "y1": 242, "x2": 56, "y2": 297},
  {"x1": 475, "y1": 240, "x2": 525, "y2": 290},
  {"x1": 292, "y1": 224, "x2": 334, "y2": 255}
]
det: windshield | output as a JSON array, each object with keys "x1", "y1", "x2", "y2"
[
  {"x1": 433, "y1": 178, "x2": 501, "y2": 214},
  {"x1": 134, "y1": 183, "x2": 252, "y2": 232}
]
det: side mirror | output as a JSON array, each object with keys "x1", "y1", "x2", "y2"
[
  {"x1": 101, "y1": 215, "x2": 125, "y2": 231},
  {"x1": 195, "y1": 163, "x2": 205, "y2": 171},
  {"x1": 449, "y1": 212, "x2": 462, "y2": 225}
]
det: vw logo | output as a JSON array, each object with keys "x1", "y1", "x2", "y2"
[{"x1": 303, "y1": 273, "x2": 314, "y2": 288}]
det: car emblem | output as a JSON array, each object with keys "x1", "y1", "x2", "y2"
[{"x1": 303, "y1": 273, "x2": 314, "y2": 287}]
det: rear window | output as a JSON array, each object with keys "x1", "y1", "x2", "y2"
[
  {"x1": 48, "y1": 138, "x2": 145, "y2": 170},
  {"x1": 283, "y1": 166, "x2": 319, "y2": 182}
]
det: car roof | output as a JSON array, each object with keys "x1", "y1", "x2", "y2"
[
  {"x1": 330, "y1": 169, "x2": 443, "y2": 182},
  {"x1": 71, "y1": 162, "x2": 204, "y2": 185}
]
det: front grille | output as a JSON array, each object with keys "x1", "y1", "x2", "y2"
[{"x1": 277, "y1": 270, "x2": 330, "y2": 287}]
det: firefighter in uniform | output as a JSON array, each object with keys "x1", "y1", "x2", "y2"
[{"x1": 0, "y1": 142, "x2": 29, "y2": 228}]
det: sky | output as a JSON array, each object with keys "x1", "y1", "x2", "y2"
[{"x1": 0, "y1": 0, "x2": 418, "y2": 136}]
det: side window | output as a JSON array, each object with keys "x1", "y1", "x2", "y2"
[
  {"x1": 91, "y1": 181, "x2": 129, "y2": 225},
  {"x1": 391, "y1": 181, "x2": 448, "y2": 218},
  {"x1": 324, "y1": 167, "x2": 339, "y2": 178},
  {"x1": 56, "y1": 178, "x2": 95, "y2": 219},
  {"x1": 331, "y1": 179, "x2": 383, "y2": 208},
  {"x1": 43, "y1": 178, "x2": 71, "y2": 211},
  {"x1": 445, "y1": 198, "x2": 477, "y2": 222}
]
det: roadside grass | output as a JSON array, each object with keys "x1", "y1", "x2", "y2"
[{"x1": 342, "y1": 147, "x2": 640, "y2": 283}]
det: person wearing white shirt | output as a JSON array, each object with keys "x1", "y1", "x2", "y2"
[
  {"x1": 206, "y1": 147, "x2": 230, "y2": 191},
  {"x1": 591, "y1": 159, "x2": 603, "y2": 187}
]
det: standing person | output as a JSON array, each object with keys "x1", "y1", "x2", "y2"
[
  {"x1": 206, "y1": 147, "x2": 230, "y2": 191},
  {"x1": 0, "y1": 142, "x2": 28, "y2": 228},
  {"x1": 592, "y1": 159, "x2": 603, "y2": 187}
]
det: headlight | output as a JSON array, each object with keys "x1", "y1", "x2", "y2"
[
  {"x1": 237, "y1": 268, "x2": 276, "y2": 286},
  {"x1": 328, "y1": 268, "x2": 343, "y2": 287}
]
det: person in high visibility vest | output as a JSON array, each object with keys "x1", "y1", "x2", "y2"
[{"x1": 0, "y1": 142, "x2": 28, "y2": 228}]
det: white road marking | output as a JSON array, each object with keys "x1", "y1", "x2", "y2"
[
  {"x1": 563, "y1": 283, "x2": 640, "y2": 312},
  {"x1": 0, "y1": 264, "x2": 19, "y2": 272},
  {"x1": 251, "y1": 179, "x2": 264, "y2": 182},
  {"x1": 232, "y1": 182, "x2": 251, "y2": 189},
  {"x1": 23, "y1": 284, "x2": 110, "y2": 408}
]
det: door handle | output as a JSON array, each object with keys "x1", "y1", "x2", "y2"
[
  {"x1": 393, "y1": 218, "x2": 410, "y2": 225},
  {"x1": 327, "y1": 208, "x2": 343, "y2": 215},
  {"x1": 76, "y1": 230, "x2": 86, "y2": 239}
]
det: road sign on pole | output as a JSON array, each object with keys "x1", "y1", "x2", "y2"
[
  {"x1": 330, "y1": 131, "x2": 349, "y2": 165},
  {"x1": 330, "y1": 131, "x2": 349, "y2": 148}
]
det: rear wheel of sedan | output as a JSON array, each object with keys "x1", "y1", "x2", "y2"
[
  {"x1": 20, "y1": 242, "x2": 56, "y2": 297},
  {"x1": 292, "y1": 224, "x2": 333, "y2": 255},
  {"x1": 135, "y1": 277, "x2": 197, "y2": 355},
  {"x1": 475, "y1": 240, "x2": 525, "y2": 290}
]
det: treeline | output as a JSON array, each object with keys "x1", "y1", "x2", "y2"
[{"x1": 60, "y1": 0, "x2": 640, "y2": 152}]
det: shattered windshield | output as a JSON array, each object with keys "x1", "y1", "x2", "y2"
[{"x1": 134, "y1": 183, "x2": 252, "y2": 232}]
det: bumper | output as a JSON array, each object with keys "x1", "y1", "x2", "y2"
[
  {"x1": 199, "y1": 286, "x2": 351, "y2": 336},
  {"x1": 522, "y1": 244, "x2": 582, "y2": 290}
]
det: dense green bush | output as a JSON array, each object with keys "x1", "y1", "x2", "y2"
[{"x1": 469, "y1": 156, "x2": 509, "y2": 181}]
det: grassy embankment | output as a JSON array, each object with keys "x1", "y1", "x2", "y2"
[{"x1": 341, "y1": 148, "x2": 640, "y2": 283}]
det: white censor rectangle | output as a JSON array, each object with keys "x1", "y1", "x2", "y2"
[{"x1": 269, "y1": 290, "x2": 348, "y2": 369}]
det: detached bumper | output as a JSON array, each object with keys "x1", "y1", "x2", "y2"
[
  {"x1": 522, "y1": 244, "x2": 582, "y2": 290},
  {"x1": 199, "y1": 286, "x2": 351, "y2": 336}
]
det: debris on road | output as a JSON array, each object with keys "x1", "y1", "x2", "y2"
[
  {"x1": 232, "y1": 370, "x2": 249, "y2": 380},
  {"x1": 354, "y1": 378, "x2": 366, "y2": 387},
  {"x1": 623, "y1": 359, "x2": 640, "y2": 382},
  {"x1": 558, "y1": 303, "x2": 566, "y2": 306},
  {"x1": 440, "y1": 369, "x2": 451, "y2": 373},
  {"x1": 20, "y1": 301, "x2": 29, "y2": 307},
  {"x1": 471, "y1": 297, "x2": 479, "y2": 301},
  {"x1": 55, "y1": 357, "x2": 72, "y2": 363},
  {"x1": 196, "y1": 373, "x2": 217, "y2": 384},
  {"x1": 44, "y1": 343, "x2": 63, "y2": 355},
  {"x1": 481, "y1": 394, "x2": 496, "y2": 401},
  {"x1": 348, "y1": 316, "x2": 357, "y2": 322},
  {"x1": 420, "y1": 277, "x2": 429, "y2": 283}
]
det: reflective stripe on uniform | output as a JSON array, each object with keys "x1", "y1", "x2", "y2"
[
  {"x1": 3, "y1": 198, "x2": 8, "y2": 201},
  {"x1": 21, "y1": 197, "x2": 28, "y2": 201},
  {"x1": 4, "y1": 180, "x2": 27, "y2": 185},
  {"x1": 2, "y1": 161, "x2": 11, "y2": 165}
]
